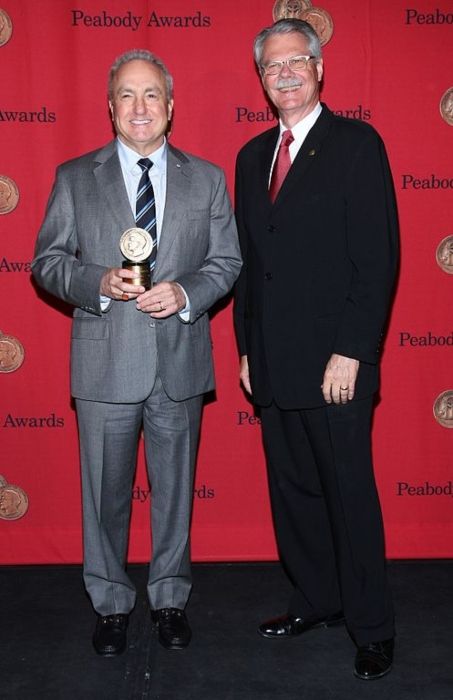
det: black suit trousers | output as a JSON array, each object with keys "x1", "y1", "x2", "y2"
[{"x1": 260, "y1": 396, "x2": 394, "y2": 646}]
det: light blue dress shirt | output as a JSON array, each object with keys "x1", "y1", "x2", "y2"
[
  {"x1": 116, "y1": 137, "x2": 167, "y2": 243},
  {"x1": 101, "y1": 137, "x2": 189, "y2": 317}
]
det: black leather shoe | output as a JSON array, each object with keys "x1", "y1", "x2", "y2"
[
  {"x1": 93, "y1": 614, "x2": 128, "y2": 656},
  {"x1": 354, "y1": 638, "x2": 394, "y2": 680},
  {"x1": 151, "y1": 608, "x2": 191, "y2": 649},
  {"x1": 258, "y1": 611, "x2": 344, "y2": 638}
]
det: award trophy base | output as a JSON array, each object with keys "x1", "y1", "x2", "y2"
[{"x1": 122, "y1": 261, "x2": 151, "y2": 290}]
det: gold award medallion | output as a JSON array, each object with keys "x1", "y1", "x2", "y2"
[
  {"x1": 436, "y1": 235, "x2": 453, "y2": 274},
  {"x1": 300, "y1": 7, "x2": 334, "y2": 46},
  {"x1": 440, "y1": 87, "x2": 453, "y2": 126},
  {"x1": 0, "y1": 331, "x2": 25, "y2": 373},
  {"x1": 119, "y1": 227, "x2": 153, "y2": 263},
  {"x1": 0, "y1": 9, "x2": 12, "y2": 48},
  {"x1": 0, "y1": 484, "x2": 29, "y2": 520},
  {"x1": 433, "y1": 390, "x2": 453, "y2": 429},
  {"x1": 0, "y1": 175, "x2": 19, "y2": 215},
  {"x1": 273, "y1": 0, "x2": 312, "y2": 21}
]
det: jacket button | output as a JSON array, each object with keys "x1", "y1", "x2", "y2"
[
  {"x1": 268, "y1": 225, "x2": 275, "y2": 233},
  {"x1": 264, "y1": 272, "x2": 273, "y2": 280}
]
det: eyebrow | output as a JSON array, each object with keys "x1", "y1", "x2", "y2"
[{"x1": 117, "y1": 84, "x2": 163, "y2": 93}]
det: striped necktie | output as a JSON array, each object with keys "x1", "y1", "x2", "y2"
[{"x1": 136, "y1": 158, "x2": 157, "y2": 270}]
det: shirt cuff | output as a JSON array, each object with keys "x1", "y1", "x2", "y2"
[
  {"x1": 176, "y1": 284, "x2": 190, "y2": 322},
  {"x1": 100, "y1": 295, "x2": 111, "y2": 312}
]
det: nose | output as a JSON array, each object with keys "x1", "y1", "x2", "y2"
[
  {"x1": 134, "y1": 96, "x2": 146, "y2": 114},
  {"x1": 279, "y1": 60, "x2": 293, "y2": 77}
]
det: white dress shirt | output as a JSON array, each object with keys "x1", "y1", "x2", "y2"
[{"x1": 269, "y1": 102, "x2": 323, "y2": 185}]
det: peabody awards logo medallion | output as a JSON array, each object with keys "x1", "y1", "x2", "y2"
[
  {"x1": 119, "y1": 227, "x2": 153, "y2": 263},
  {"x1": 436, "y1": 235, "x2": 453, "y2": 274},
  {"x1": 0, "y1": 175, "x2": 19, "y2": 214},
  {"x1": 433, "y1": 390, "x2": 453, "y2": 428},
  {"x1": 273, "y1": 2, "x2": 334, "y2": 45},
  {"x1": 0, "y1": 478, "x2": 29, "y2": 520},
  {"x1": 0, "y1": 330, "x2": 25, "y2": 373},
  {"x1": 440, "y1": 87, "x2": 453, "y2": 126},
  {"x1": 0, "y1": 8, "x2": 12, "y2": 47},
  {"x1": 300, "y1": 7, "x2": 334, "y2": 45},
  {"x1": 273, "y1": 0, "x2": 312, "y2": 20}
]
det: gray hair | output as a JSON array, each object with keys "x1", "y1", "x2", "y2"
[
  {"x1": 254, "y1": 19, "x2": 322, "y2": 73},
  {"x1": 108, "y1": 49, "x2": 174, "y2": 100}
]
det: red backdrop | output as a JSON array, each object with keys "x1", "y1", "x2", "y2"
[{"x1": 1, "y1": 0, "x2": 452, "y2": 563}]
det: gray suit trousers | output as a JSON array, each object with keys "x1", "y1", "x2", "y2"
[{"x1": 75, "y1": 375, "x2": 203, "y2": 616}]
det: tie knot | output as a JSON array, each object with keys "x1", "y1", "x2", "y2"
[
  {"x1": 281, "y1": 130, "x2": 294, "y2": 148},
  {"x1": 137, "y1": 157, "x2": 152, "y2": 173}
]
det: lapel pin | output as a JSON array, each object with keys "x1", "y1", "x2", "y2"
[{"x1": 308, "y1": 149, "x2": 316, "y2": 156}]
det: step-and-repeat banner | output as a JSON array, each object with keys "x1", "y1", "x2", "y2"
[{"x1": 1, "y1": 1, "x2": 452, "y2": 563}]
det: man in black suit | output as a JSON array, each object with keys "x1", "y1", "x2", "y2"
[{"x1": 234, "y1": 19, "x2": 398, "y2": 680}]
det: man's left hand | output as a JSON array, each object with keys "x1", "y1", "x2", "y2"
[
  {"x1": 322, "y1": 353, "x2": 360, "y2": 405},
  {"x1": 136, "y1": 281, "x2": 186, "y2": 318}
]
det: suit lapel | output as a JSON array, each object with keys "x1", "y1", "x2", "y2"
[
  {"x1": 93, "y1": 141, "x2": 135, "y2": 235},
  {"x1": 155, "y1": 144, "x2": 192, "y2": 273},
  {"x1": 260, "y1": 128, "x2": 279, "y2": 192},
  {"x1": 253, "y1": 127, "x2": 279, "y2": 214}
]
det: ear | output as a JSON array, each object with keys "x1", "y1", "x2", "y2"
[
  {"x1": 167, "y1": 98, "x2": 174, "y2": 121},
  {"x1": 108, "y1": 101, "x2": 114, "y2": 118},
  {"x1": 316, "y1": 59, "x2": 324, "y2": 83}
]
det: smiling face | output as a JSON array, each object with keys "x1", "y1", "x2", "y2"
[
  {"x1": 109, "y1": 59, "x2": 173, "y2": 156},
  {"x1": 261, "y1": 31, "x2": 323, "y2": 128}
]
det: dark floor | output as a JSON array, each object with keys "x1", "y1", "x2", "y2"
[{"x1": 1, "y1": 561, "x2": 452, "y2": 699}]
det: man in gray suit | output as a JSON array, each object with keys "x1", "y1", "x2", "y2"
[{"x1": 32, "y1": 49, "x2": 241, "y2": 656}]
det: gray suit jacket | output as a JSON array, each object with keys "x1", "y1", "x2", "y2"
[{"x1": 32, "y1": 140, "x2": 242, "y2": 403}]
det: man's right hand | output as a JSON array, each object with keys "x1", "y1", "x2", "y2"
[
  {"x1": 240, "y1": 355, "x2": 252, "y2": 395},
  {"x1": 100, "y1": 268, "x2": 145, "y2": 301}
]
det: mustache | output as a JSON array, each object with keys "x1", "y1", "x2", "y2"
[{"x1": 275, "y1": 77, "x2": 302, "y2": 90}]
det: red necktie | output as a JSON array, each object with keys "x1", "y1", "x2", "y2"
[{"x1": 269, "y1": 130, "x2": 294, "y2": 203}]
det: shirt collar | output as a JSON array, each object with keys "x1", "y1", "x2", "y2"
[
  {"x1": 116, "y1": 137, "x2": 168, "y2": 173},
  {"x1": 278, "y1": 102, "x2": 322, "y2": 142}
]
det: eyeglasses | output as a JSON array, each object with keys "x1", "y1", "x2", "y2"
[{"x1": 261, "y1": 55, "x2": 315, "y2": 76}]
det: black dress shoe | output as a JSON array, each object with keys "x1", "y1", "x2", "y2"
[
  {"x1": 151, "y1": 608, "x2": 191, "y2": 649},
  {"x1": 93, "y1": 614, "x2": 128, "y2": 656},
  {"x1": 354, "y1": 638, "x2": 394, "y2": 680},
  {"x1": 258, "y1": 611, "x2": 344, "y2": 638}
]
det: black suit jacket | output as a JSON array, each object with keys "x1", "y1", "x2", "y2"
[{"x1": 234, "y1": 104, "x2": 399, "y2": 409}]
